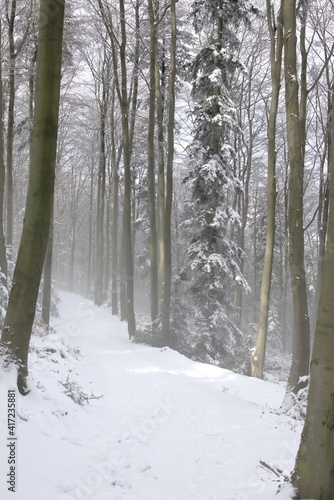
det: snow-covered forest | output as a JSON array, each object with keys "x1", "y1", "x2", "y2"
[{"x1": 0, "y1": 0, "x2": 334, "y2": 498}]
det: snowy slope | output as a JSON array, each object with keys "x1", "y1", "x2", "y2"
[{"x1": 0, "y1": 291, "x2": 301, "y2": 500}]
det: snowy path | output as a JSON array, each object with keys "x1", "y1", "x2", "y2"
[{"x1": 0, "y1": 292, "x2": 300, "y2": 500}]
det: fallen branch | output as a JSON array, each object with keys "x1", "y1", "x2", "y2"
[{"x1": 259, "y1": 460, "x2": 282, "y2": 478}]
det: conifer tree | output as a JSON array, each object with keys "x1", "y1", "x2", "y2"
[{"x1": 184, "y1": 0, "x2": 252, "y2": 364}]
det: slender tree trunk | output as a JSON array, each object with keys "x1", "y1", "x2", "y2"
[
  {"x1": 0, "y1": 0, "x2": 65, "y2": 395},
  {"x1": 42, "y1": 210, "x2": 54, "y2": 327},
  {"x1": 155, "y1": 20, "x2": 166, "y2": 303},
  {"x1": 252, "y1": 187, "x2": 259, "y2": 323},
  {"x1": 279, "y1": 155, "x2": 290, "y2": 352},
  {"x1": 161, "y1": 0, "x2": 176, "y2": 346},
  {"x1": 147, "y1": 0, "x2": 159, "y2": 322},
  {"x1": 129, "y1": 0, "x2": 140, "y2": 275},
  {"x1": 95, "y1": 100, "x2": 107, "y2": 306},
  {"x1": 251, "y1": 2, "x2": 283, "y2": 378},
  {"x1": 6, "y1": 0, "x2": 17, "y2": 260},
  {"x1": 96, "y1": 0, "x2": 137, "y2": 333},
  {"x1": 119, "y1": 244, "x2": 127, "y2": 320},
  {"x1": 69, "y1": 216, "x2": 76, "y2": 292},
  {"x1": 129, "y1": 0, "x2": 140, "y2": 153},
  {"x1": 110, "y1": 85, "x2": 120, "y2": 315},
  {"x1": 292, "y1": 88, "x2": 334, "y2": 500},
  {"x1": 86, "y1": 156, "x2": 94, "y2": 296},
  {"x1": 119, "y1": 0, "x2": 136, "y2": 337},
  {"x1": 283, "y1": 0, "x2": 310, "y2": 393},
  {"x1": 235, "y1": 75, "x2": 251, "y2": 329},
  {"x1": 104, "y1": 176, "x2": 111, "y2": 300}
]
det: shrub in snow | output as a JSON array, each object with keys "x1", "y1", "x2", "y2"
[
  {"x1": 132, "y1": 317, "x2": 166, "y2": 348},
  {"x1": 279, "y1": 379, "x2": 309, "y2": 420},
  {"x1": 60, "y1": 375, "x2": 103, "y2": 406}
]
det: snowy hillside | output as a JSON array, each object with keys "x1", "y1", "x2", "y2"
[{"x1": 0, "y1": 292, "x2": 301, "y2": 500}]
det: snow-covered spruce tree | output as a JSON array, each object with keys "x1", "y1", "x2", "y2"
[{"x1": 183, "y1": 0, "x2": 254, "y2": 367}]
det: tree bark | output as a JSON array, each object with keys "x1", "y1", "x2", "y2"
[
  {"x1": 6, "y1": 0, "x2": 17, "y2": 260},
  {"x1": 86, "y1": 156, "x2": 94, "y2": 297},
  {"x1": 161, "y1": 0, "x2": 176, "y2": 347},
  {"x1": 155, "y1": 12, "x2": 166, "y2": 305},
  {"x1": 0, "y1": 20, "x2": 8, "y2": 282},
  {"x1": 119, "y1": 0, "x2": 136, "y2": 337},
  {"x1": 283, "y1": 0, "x2": 310, "y2": 393},
  {"x1": 42, "y1": 211, "x2": 54, "y2": 328},
  {"x1": 251, "y1": 2, "x2": 283, "y2": 378},
  {"x1": 0, "y1": 0, "x2": 65, "y2": 395},
  {"x1": 110, "y1": 82, "x2": 120, "y2": 315},
  {"x1": 95, "y1": 91, "x2": 107, "y2": 306},
  {"x1": 292, "y1": 87, "x2": 334, "y2": 500},
  {"x1": 147, "y1": 0, "x2": 159, "y2": 322}
]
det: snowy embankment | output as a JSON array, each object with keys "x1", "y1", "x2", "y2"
[{"x1": 0, "y1": 292, "x2": 301, "y2": 500}]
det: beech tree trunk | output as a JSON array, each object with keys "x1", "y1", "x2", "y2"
[
  {"x1": 95, "y1": 92, "x2": 107, "y2": 306},
  {"x1": 0, "y1": 21, "x2": 8, "y2": 281},
  {"x1": 42, "y1": 211, "x2": 54, "y2": 328},
  {"x1": 110, "y1": 83, "x2": 120, "y2": 316},
  {"x1": 251, "y1": 1, "x2": 283, "y2": 378},
  {"x1": 156, "y1": 22, "x2": 166, "y2": 306},
  {"x1": 119, "y1": 0, "x2": 136, "y2": 337},
  {"x1": 97, "y1": 0, "x2": 136, "y2": 335},
  {"x1": 86, "y1": 157, "x2": 94, "y2": 296},
  {"x1": 283, "y1": 0, "x2": 310, "y2": 393},
  {"x1": 147, "y1": 0, "x2": 159, "y2": 322},
  {"x1": 6, "y1": 0, "x2": 17, "y2": 260},
  {"x1": 0, "y1": 0, "x2": 65, "y2": 395},
  {"x1": 161, "y1": 0, "x2": 176, "y2": 347},
  {"x1": 292, "y1": 88, "x2": 334, "y2": 500}
]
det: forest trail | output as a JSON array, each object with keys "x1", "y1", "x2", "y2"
[{"x1": 0, "y1": 292, "x2": 300, "y2": 500}]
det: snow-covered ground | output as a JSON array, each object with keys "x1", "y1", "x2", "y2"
[{"x1": 0, "y1": 291, "x2": 301, "y2": 500}]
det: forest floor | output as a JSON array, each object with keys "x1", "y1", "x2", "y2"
[{"x1": 0, "y1": 291, "x2": 302, "y2": 500}]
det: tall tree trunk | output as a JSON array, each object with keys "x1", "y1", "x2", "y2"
[
  {"x1": 119, "y1": 245, "x2": 127, "y2": 320},
  {"x1": 86, "y1": 156, "x2": 94, "y2": 297},
  {"x1": 312, "y1": 74, "x2": 332, "y2": 339},
  {"x1": 96, "y1": 0, "x2": 137, "y2": 333},
  {"x1": 95, "y1": 99, "x2": 107, "y2": 306},
  {"x1": 6, "y1": 0, "x2": 17, "y2": 260},
  {"x1": 292, "y1": 88, "x2": 334, "y2": 500},
  {"x1": 0, "y1": 21, "x2": 8, "y2": 282},
  {"x1": 119, "y1": 0, "x2": 136, "y2": 337},
  {"x1": 278, "y1": 153, "x2": 290, "y2": 352},
  {"x1": 283, "y1": 0, "x2": 310, "y2": 393},
  {"x1": 0, "y1": 0, "x2": 65, "y2": 395},
  {"x1": 104, "y1": 175, "x2": 111, "y2": 300},
  {"x1": 147, "y1": 0, "x2": 159, "y2": 322},
  {"x1": 252, "y1": 187, "x2": 259, "y2": 323},
  {"x1": 251, "y1": 2, "x2": 283, "y2": 378},
  {"x1": 110, "y1": 84, "x2": 120, "y2": 316},
  {"x1": 68, "y1": 164, "x2": 78, "y2": 293},
  {"x1": 69, "y1": 213, "x2": 76, "y2": 292},
  {"x1": 42, "y1": 211, "x2": 54, "y2": 328},
  {"x1": 161, "y1": 0, "x2": 176, "y2": 346},
  {"x1": 235, "y1": 71, "x2": 252, "y2": 330},
  {"x1": 156, "y1": 17, "x2": 166, "y2": 304}
]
